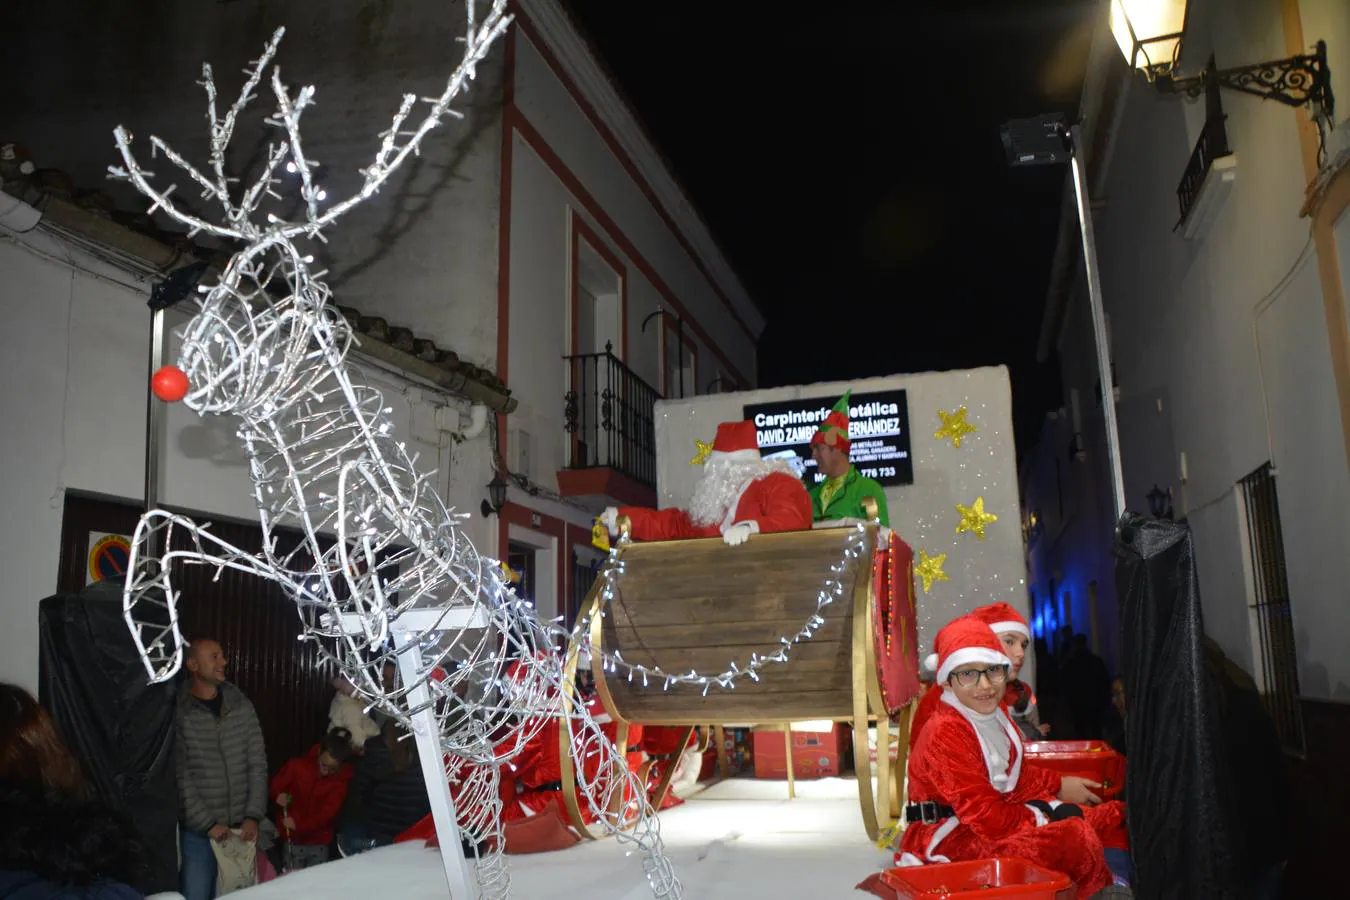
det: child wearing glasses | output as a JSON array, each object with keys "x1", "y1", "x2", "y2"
[
  {"x1": 896, "y1": 616, "x2": 1130, "y2": 898},
  {"x1": 909, "y1": 603, "x2": 1047, "y2": 744}
]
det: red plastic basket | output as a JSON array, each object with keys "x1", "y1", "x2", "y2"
[
  {"x1": 877, "y1": 858, "x2": 1076, "y2": 899},
  {"x1": 1024, "y1": 740, "x2": 1125, "y2": 799}
]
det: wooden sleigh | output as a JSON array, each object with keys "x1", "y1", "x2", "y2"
[{"x1": 559, "y1": 504, "x2": 923, "y2": 841}]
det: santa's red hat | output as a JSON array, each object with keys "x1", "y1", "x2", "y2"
[
  {"x1": 972, "y1": 602, "x2": 1030, "y2": 639},
  {"x1": 709, "y1": 420, "x2": 762, "y2": 462},
  {"x1": 923, "y1": 615, "x2": 1013, "y2": 684}
]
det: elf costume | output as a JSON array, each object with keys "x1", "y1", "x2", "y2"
[
  {"x1": 910, "y1": 602, "x2": 1042, "y2": 743},
  {"x1": 808, "y1": 391, "x2": 890, "y2": 527},
  {"x1": 897, "y1": 616, "x2": 1124, "y2": 897}
]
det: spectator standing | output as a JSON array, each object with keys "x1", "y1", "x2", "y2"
[
  {"x1": 336, "y1": 720, "x2": 431, "y2": 856},
  {"x1": 0, "y1": 682, "x2": 148, "y2": 899},
  {"x1": 176, "y1": 639, "x2": 269, "y2": 900}
]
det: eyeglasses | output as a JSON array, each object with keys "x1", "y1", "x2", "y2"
[{"x1": 950, "y1": 665, "x2": 1010, "y2": 688}]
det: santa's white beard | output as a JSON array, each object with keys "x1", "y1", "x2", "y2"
[{"x1": 688, "y1": 457, "x2": 798, "y2": 527}]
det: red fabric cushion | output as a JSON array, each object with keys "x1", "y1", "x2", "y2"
[{"x1": 503, "y1": 807, "x2": 582, "y2": 855}]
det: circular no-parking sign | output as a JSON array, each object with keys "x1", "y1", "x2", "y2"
[{"x1": 88, "y1": 533, "x2": 132, "y2": 584}]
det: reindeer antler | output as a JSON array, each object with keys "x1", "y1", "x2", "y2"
[
  {"x1": 108, "y1": 0, "x2": 511, "y2": 242},
  {"x1": 284, "y1": 0, "x2": 511, "y2": 237}
]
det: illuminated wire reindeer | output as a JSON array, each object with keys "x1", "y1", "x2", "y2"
[{"x1": 109, "y1": 3, "x2": 679, "y2": 896}]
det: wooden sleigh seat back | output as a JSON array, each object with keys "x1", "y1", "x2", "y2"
[{"x1": 588, "y1": 525, "x2": 879, "y2": 726}]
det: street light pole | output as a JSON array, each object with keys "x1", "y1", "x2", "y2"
[
  {"x1": 143, "y1": 307, "x2": 167, "y2": 559},
  {"x1": 1068, "y1": 125, "x2": 1126, "y2": 520}
]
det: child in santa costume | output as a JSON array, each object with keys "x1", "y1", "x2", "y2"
[
  {"x1": 601, "y1": 420, "x2": 812, "y2": 545},
  {"x1": 898, "y1": 616, "x2": 1129, "y2": 898},
  {"x1": 909, "y1": 602, "x2": 1047, "y2": 743},
  {"x1": 640, "y1": 726, "x2": 703, "y2": 810}
]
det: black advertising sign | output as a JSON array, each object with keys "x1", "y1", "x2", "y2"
[{"x1": 743, "y1": 390, "x2": 913, "y2": 486}]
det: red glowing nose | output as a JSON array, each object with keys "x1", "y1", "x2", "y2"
[{"x1": 151, "y1": 365, "x2": 189, "y2": 402}]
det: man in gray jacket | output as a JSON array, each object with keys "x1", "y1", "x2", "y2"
[{"x1": 177, "y1": 638, "x2": 268, "y2": 900}]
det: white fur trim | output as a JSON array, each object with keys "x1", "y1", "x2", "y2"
[
  {"x1": 935, "y1": 646, "x2": 1013, "y2": 685},
  {"x1": 925, "y1": 817, "x2": 960, "y2": 861},
  {"x1": 1027, "y1": 804, "x2": 1048, "y2": 827},
  {"x1": 923, "y1": 652, "x2": 938, "y2": 673},
  {"x1": 940, "y1": 690, "x2": 1025, "y2": 793},
  {"x1": 896, "y1": 852, "x2": 925, "y2": 867},
  {"x1": 990, "y1": 620, "x2": 1031, "y2": 638},
  {"x1": 709, "y1": 448, "x2": 761, "y2": 462}
]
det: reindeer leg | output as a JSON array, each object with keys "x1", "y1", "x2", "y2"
[{"x1": 122, "y1": 510, "x2": 315, "y2": 683}]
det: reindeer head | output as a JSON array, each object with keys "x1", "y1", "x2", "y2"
[
  {"x1": 159, "y1": 237, "x2": 351, "y2": 417},
  {"x1": 113, "y1": 2, "x2": 512, "y2": 416}
]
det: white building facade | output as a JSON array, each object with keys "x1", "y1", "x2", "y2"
[
  {"x1": 1026, "y1": 0, "x2": 1350, "y2": 725},
  {"x1": 0, "y1": 0, "x2": 761, "y2": 692}
]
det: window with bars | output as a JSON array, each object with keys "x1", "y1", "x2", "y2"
[{"x1": 1239, "y1": 463, "x2": 1306, "y2": 755}]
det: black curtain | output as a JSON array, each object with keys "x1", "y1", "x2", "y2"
[
  {"x1": 1116, "y1": 515, "x2": 1264, "y2": 899},
  {"x1": 38, "y1": 580, "x2": 179, "y2": 895}
]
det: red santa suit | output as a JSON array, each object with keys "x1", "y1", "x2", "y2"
[
  {"x1": 610, "y1": 420, "x2": 812, "y2": 544},
  {"x1": 897, "y1": 617, "x2": 1123, "y2": 898},
  {"x1": 641, "y1": 726, "x2": 700, "y2": 809}
]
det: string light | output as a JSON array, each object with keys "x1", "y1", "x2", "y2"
[
  {"x1": 574, "y1": 523, "x2": 871, "y2": 691},
  {"x1": 110, "y1": 4, "x2": 679, "y2": 897}
]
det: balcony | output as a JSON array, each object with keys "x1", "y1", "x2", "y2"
[
  {"x1": 559, "y1": 343, "x2": 660, "y2": 510},
  {"x1": 1175, "y1": 79, "x2": 1237, "y2": 240}
]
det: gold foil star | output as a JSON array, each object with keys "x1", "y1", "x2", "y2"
[
  {"x1": 690, "y1": 439, "x2": 713, "y2": 465},
  {"x1": 935, "y1": 406, "x2": 977, "y2": 448},
  {"x1": 914, "y1": 550, "x2": 950, "y2": 593},
  {"x1": 955, "y1": 496, "x2": 998, "y2": 540}
]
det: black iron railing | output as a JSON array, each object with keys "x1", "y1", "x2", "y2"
[
  {"x1": 563, "y1": 342, "x2": 660, "y2": 489},
  {"x1": 1176, "y1": 72, "x2": 1233, "y2": 230},
  {"x1": 1239, "y1": 463, "x2": 1306, "y2": 755}
]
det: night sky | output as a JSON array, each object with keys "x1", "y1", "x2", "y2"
[{"x1": 561, "y1": 0, "x2": 1099, "y2": 461}]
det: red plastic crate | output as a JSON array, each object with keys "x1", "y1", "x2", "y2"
[
  {"x1": 877, "y1": 858, "x2": 1076, "y2": 899},
  {"x1": 1024, "y1": 741, "x2": 1125, "y2": 800},
  {"x1": 752, "y1": 725, "x2": 850, "y2": 780}
]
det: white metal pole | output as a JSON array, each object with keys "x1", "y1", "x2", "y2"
[
  {"x1": 1068, "y1": 125, "x2": 1127, "y2": 520},
  {"x1": 392, "y1": 627, "x2": 478, "y2": 899}
]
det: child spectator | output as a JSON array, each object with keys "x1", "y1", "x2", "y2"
[
  {"x1": 328, "y1": 676, "x2": 381, "y2": 753},
  {"x1": 270, "y1": 728, "x2": 355, "y2": 870},
  {"x1": 897, "y1": 617, "x2": 1130, "y2": 898}
]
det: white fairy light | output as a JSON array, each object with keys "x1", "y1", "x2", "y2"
[
  {"x1": 111, "y1": 4, "x2": 679, "y2": 898},
  {"x1": 575, "y1": 524, "x2": 869, "y2": 691}
]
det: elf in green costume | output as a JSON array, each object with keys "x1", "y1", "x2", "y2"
[{"x1": 808, "y1": 390, "x2": 891, "y2": 527}]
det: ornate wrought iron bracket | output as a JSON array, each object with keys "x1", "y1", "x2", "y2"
[{"x1": 1157, "y1": 40, "x2": 1334, "y2": 121}]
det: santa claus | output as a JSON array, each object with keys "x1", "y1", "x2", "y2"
[
  {"x1": 601, "y1": 419, "x2": 812, "y2": 545},
  {"x1": 896, "y1": 616, "x2": 1129, "y2": 897}
]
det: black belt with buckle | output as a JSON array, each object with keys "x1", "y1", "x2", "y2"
[
  {"x1": 533, "y1": 780, "x2": 563, "y2": 792},
  {"x1": 905, "y1": 800, "x2": 955, "y2": 824}
]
